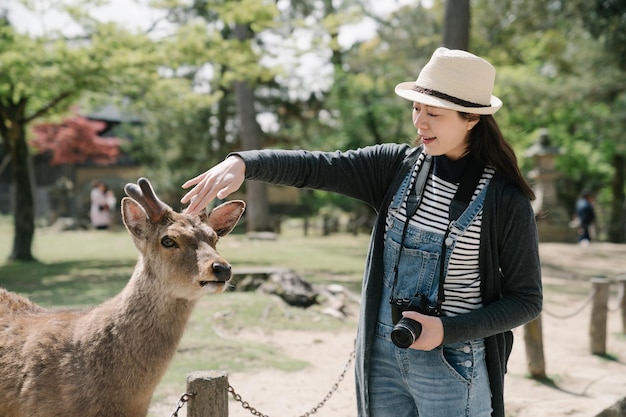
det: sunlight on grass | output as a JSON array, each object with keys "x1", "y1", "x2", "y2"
[{"x1": 0, "y1": 223, "x2": 138, "y2": 306}]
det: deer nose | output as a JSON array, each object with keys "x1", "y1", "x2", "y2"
[{"x1": 212, "y1": 262, "x2": 232, "y2": 282}]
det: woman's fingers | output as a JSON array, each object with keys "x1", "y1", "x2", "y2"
[{"x1": 180, "y1": 156, "x2": 246, "y2": 215}]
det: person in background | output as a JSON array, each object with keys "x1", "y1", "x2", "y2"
[
  {"x1": 180, "y1": 48, "x2": 542, "y2": 417},
  {"x1": 90, "y1": 180, "x2": 115, "y2": 230},
  {"x1": 574, "y1": 190, "x2": 596, "y2": 245}
]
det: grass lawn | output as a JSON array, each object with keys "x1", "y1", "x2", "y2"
[{"x1": 0, "y1": 216, "x2": 366, "y2": 413}]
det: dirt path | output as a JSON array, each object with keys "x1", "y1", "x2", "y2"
[
  {"x1": 152, "y1": 242, "x2": 626, "y2": 417},
  {"x1": 504, "y1": 242, "x2": 626, "y2": 417}
]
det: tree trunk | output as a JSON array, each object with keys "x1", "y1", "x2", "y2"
[
  {"x1": 442, "y1": 0, "x2": 470, "y2": 50},
  {"x1": 8, "y1": 122, "x2": 36, "y2": 261},
  {"x1": 233, "y1": 23, "x2": 270, "y2": 233},
  {"x1": 608, "y1": 153, "x2": 625, "y2": 242}
]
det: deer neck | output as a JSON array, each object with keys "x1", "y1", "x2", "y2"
[
  {"x1": 76, "y1": 258, "x2": 198, "y2": 391},
  {"x1": 108, "y1": 258, "x2": 195, "y2": 342}
]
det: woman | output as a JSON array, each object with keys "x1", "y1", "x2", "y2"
[
  {"x1": 181, "y1": 48, "x2": 542, "y2": 417},
  {"x1": 90, "y1": 181, "x2": 115, "y2": 230}
]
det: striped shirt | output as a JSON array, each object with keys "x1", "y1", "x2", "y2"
[{"x1": 389, "y1": 153, "x2": 495, "y2": 317}]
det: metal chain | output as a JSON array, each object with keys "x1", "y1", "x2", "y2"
[
  {"x1": 170, "y1": 392, "x2": 196, "y2": 417},
  {"x1": 542, "y1": 287, "x2": 597, "y2": 319},
  {"x1": 228, "y1": 386, "x2": 270, "y2": 417},
  {"x1": 229, "y1": 349, "x2": 356, "y2": 417},
  {"x1": 300, "y1": 349, "x2": 356, "y2": 417}
]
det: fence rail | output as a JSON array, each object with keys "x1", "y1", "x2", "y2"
[{"x1": 524, "y1": 275, "x2": 626, "y2": 379}]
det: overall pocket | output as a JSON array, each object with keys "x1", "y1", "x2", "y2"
[
  {"x1": 383, "y1": 236, "x2": 441, "y2": 302},
  {"x1": 439, "y1": 340, "x2": 486, "y2": 384}
]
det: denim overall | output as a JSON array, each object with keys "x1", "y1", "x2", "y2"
[{"x1": 370, "y1": 160, "x2": 493, "y2": 417}]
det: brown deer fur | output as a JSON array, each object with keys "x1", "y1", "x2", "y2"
[{"x1": 0, "y1": 178, "x2": 245, "y2": 417}]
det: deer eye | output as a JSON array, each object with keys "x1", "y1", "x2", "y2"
[{"x1": 161, "y1": 236, "x2": 178, "y2": 248}]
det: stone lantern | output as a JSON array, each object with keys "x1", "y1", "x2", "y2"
[{"x1": 525, "y1": 128, "x2": 575, "y2": 242}]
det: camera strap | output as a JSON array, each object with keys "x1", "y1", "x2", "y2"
[{"x1": 406, "y1": 155, "x2": 433, "y2": 218}]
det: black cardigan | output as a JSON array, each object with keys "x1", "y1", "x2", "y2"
[{"x1": 235, "y1": 143, "x2": 542, "y2": 417}]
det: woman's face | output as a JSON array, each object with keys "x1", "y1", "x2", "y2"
[{"x1": 412, "y1": 103, "x2": 478, "y2": 160}]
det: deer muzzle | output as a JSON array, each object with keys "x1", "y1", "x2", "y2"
[{"x1": 210, "y1": 262, "x2": 232, "y2": 283}]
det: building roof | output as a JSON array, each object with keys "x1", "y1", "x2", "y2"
[{"x1": 87, "y1": 104, "x2": 142, "y2": 124}]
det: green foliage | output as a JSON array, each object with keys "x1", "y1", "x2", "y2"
[
  {"x1": 581, "y1": 0, "x2": 626, "y2": 69},
  {"x1": 4, "y1": 0, "x2": 626, "y2": 240},
  {"x1": 471, "y1": 0, "x2": 626, "y2": 238},
  {"x1": 265, "y1": 3, "x2": 441, "y2": 154},
  {"x1": 0, "y1": 19, "x2": 158, "y2": 124},
  {"x1": 213, "y1": 0, "x2": 278, "y2": 31},
  {"x1": 108, "y1": 0, "x2": 282, "y2": 204},
  {"x1": 0, "y1": 27, "x2": 72, "y2": 119},
  {"x1": 0, "y1": 3, "x2": 174, "y2": 259},
  {"x1": 121, "y1": 77, "x2": 227, "y2": 206}
]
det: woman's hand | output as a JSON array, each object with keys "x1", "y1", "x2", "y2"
[
  {"x1": 181, "y1": 155, "x2": 246, "y2": 215},
  {"x1": 401, "y1": 311, "x2": 444, "y2": 351}
]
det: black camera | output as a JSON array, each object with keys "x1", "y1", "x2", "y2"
[{"x1": 390, "y1": 294, "x2": 439, "y2": 349}]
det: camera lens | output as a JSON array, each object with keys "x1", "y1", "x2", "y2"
[{"x1": 391, "y1": 317, "x2": 422, "y2": 349}]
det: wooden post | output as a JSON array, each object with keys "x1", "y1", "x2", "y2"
[
  {"x1": 589, "y1": 276, "x2": 610, "y2": 355},
  {"x1": 617, "y1": 275, "x2": 626, "y2": 335},
  {"x1": 524, "y1": 315, "x2": 546, "y2": 379},
  {"x1": 186, "y1": 370, "x2": 229, "y2": 417}
]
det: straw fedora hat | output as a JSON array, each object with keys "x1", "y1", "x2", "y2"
[{"x1": 395, "y1": 47, "x2": 502, "y2": 115}]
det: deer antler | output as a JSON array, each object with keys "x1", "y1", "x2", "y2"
[{"x1": 124, "y1": 178, "x2": 170, "y2": 223}]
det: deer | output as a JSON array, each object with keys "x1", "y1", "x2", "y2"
[{"x1": 0, "y1": 178, "x2": 245, "y2": 417}]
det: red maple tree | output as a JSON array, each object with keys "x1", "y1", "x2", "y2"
[{"x1": 31, "y1": 115, "x2": 121, "y2": 166}]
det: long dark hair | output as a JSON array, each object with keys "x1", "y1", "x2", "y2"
[{"x1": 463, "y1": 114, "x2": 536, "y2": 201}]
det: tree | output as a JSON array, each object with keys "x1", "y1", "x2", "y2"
[
  {"x1": 579, "y1": 0, "x2": 626, "y2": 241},
  {"x1": 443, "y1": 0, "x2": 470, "y2": 50},
  {"x1": 581, "y1": 0, "x2": 626, "y2": 70},
  {"x1": 232, "y1": 21, "x2": 270, "y2": 232},
  {"x1": 121, "y1": 77, "x2": 226, "y2": 208},
  {"x1": 127, "y1": 0, "x2": 277, "y2": 231},
  {"x1": 30, "y1": 114, "x2": 120, "y2": 166},
  {"x1": 472, "y1": 0, "x2": 626, "y2": 241},
  {"x1": 265, "y1": 3, "x2": 442, "y2": 229},
  {"x1": 0, "y1": 10, "x2": 159, "y2": 260},
  {"x1": 310, "y1": 3, "x2": 441, "y2": 151},
  {"x1": 94, "y1": 1, "x2": 445, "y2": 234}
]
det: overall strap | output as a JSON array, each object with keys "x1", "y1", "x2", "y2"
[{"x1": 390, "y1": 154, "x2": 432, "y2": 300}]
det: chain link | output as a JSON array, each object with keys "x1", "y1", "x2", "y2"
[
  {"x1": 228, "y1": 385, "x2": 270, "y2": 417},
  {"x1": 170, "y1": 392, "x2": 196, "y2": 417},
  {"x1": 542, "y1": 287, "x2": 597, "y2": 319},
  {"x1": 229, "y1": 349, "x2": 355, "y2": 417}
]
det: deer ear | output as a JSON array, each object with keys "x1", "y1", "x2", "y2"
[
  {"x1": 207, "y1": 200, "x2": 246, "y2": 237},
  {"x1": 122, "y1": 197, "x2": 149, "y2": 238}
]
